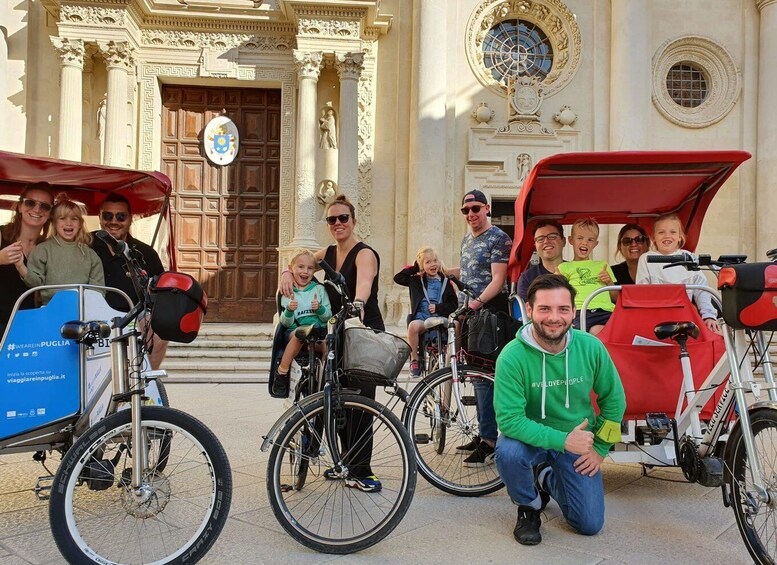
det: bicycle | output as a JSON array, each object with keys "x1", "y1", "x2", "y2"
[
  {"x1": 261, "y1": 259, "x2": 417, "y2": 554},
  {"x1": 43, "y1": 230, "x2": 232, "y2": 565},
  {"x1": 414, "y1": 316, "x2": 449, "y2": 378},
  {"x1": 581, "y1": 251, "x2": 777, "y2": 565},
  {"x1": 401, "y1": 276, "x2": 505, "y2": 496}
]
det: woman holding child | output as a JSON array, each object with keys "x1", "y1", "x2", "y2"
[{"x1": 0, "y1": 184, "x2": 54, "y2": 333}]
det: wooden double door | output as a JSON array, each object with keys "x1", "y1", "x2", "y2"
[{"x1": 161, "y1": 86, "x2": 282, "y2": 322}]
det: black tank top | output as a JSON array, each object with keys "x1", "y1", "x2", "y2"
[{"x1": 324, "y1": 242, "x2": 384, "y2": 331}]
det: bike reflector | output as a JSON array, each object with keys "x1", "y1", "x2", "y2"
[
  {"x1": 720, "y1": 263, "x2": 777, "y2": 330},
  {"x1": 150, "y1": 272, "x2": 208, "y2": 343}
]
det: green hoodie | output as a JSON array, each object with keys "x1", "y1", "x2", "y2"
[{"x1": 494, "y1": 324, "x2": 625, "y2": 457}]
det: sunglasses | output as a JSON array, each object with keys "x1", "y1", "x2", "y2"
[
  {"x1": 460, "y1": 205, "x2": 484, "y2": 215},
  {"x1": 620, "y1": 235, "x2": 649, "y2": 246},
  {"x1": 534, "y1": 233, "x2": 562, "y2": 244},
  {"x1": 22, "y1": 198, "x2": 53, "y2": 213},
  {"x1": 325, "y1": 214, "x2": 351, "y2": 226},
  {"x1": 101, "y1": 211, "x2": 129, "y2": 222}
]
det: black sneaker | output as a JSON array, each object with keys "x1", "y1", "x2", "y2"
[
  {"x1": 456, "y1": 436, "x2": 481, "y2": 451},
  {"x1": 513, "y1": 505, "x2": 542, "y2": 545},
  {"x1": 272, "y1": 371, "x2": 289, "y2": 397},
  {"x1": 533, "y1": 462, "x2": 551, "y2": 510},
  {"x1": 462, "y1": 440, "x2": 495, "y2": 467}
]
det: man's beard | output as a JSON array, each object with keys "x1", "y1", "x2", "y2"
[{"x1": 532, "y1": 319, "x2": 571, "y2": 347}]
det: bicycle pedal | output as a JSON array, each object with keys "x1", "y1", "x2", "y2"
[
  {"x1": 460, "y1": 395, "x2": 477, "y2": 406},
  {"x1": 414, "y1": 433, "x2": 430, "y2": 444},
  {"x1": 645, "y1": 412, "x2": 671, "y2": 432},
  {"x1": 34, "y1": 475, "x2": 54, "y2": 500}
]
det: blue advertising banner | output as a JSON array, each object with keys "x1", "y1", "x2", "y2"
[{"x1": 0, "y1": 291, "x2": 81, "y2": 441}]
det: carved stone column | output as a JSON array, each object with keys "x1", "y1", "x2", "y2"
[
  {"x1": 291, "y1": 50, "x2": 322, "y2": 248},
  {"x1": 98, "y1": 41, "x2": 134, "y2": 167},
  {"x1": 757, "y1": 0, "x2": 777, "y2": 258},
  {"x1": 408, "y1": 0, "x2": 447, "y2": 256},
  {"x1": 335, "y1": 52, "x2": 364, "y2": 206},
  {"x1": 51, "y1": 38, "x2": 84, "y2": 161}
]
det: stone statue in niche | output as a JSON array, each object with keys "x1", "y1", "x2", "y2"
[
  {"x1": 319, "y1": 105, "x2": 338, "y2": 149},
  {"x1": 317, "y1": 179, "x2": 338, "y2": 206},
  {"x1": 97, "y1": 94, "x2": 107, "y2": 140},
  {"x1": 517, "y1": 153, "x2": 532, "y2": 182}
]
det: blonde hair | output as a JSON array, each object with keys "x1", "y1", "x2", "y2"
[
  {"x1": 571, "y1": 217, "x2": 600, "y2": 237},
  {"x1": 50, "y1": 194, "x2": 92, "y2": 246},
  {"x1": 652, "y1": 213, "x2": 686, "y2": 248},
  {"x1": 415, "y1": 246, "x2": 447, "y2": 276},
  {"x1": 288, "y1": 248, "x2": 317, "y2": 267}
]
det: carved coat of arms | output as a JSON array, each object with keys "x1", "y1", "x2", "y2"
[{"x1": 204, "y1": 116, "x2": 239, "y2": 166}]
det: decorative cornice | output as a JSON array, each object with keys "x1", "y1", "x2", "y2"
[
  {"x1": 99, "y1": 40, "x2": 136, "y2": 71},
  {"x1": 141, "y1": 29, "x2": 295, "y2": 50},
  {"x1": 757, "y1": 0, "x2": 777, "y2": 11},
  {"x1": 60, "y1": 4, "x2": 127, "y2": 26},
  {"x1": 50, "y1": 36, "x2": 85, "y2": 69},
  {"x1": 293, "y1": 50, "x2": 322, "y2": 79},
  {"x1": 335, "y1": 52, "x2": 364, "y2": 80},
  {"x1": 141, "y1": 15, "x2": 296, "y2": 33},
  {"x1": 298, "y1": 17, "x2": 360, "y2": 38}
]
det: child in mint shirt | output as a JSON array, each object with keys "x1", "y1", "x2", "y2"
[
  {"x1": 557, "y1": 218, "x2": 616, "y2": 335},
  {"x1": 272, "y1": 249, "x2": 332, "y2": 396}
]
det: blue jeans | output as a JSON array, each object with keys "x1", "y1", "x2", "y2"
[
  {"x1": 473, "y1": 379, "x2": 497, "y2": 442},
  {"x1": 495, "y1": 435, "x2": 604, "y2": 536}
]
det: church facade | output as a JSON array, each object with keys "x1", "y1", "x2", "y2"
[{"x1": 1, "y1": 0, "x2": 773, "y2": 323}]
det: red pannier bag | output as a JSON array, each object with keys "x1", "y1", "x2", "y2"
[
  {"x1": 150, "y1": 272, "x2": 208, "y2": 343},
  {"x1": 719, "y1": 263, "x2": 777, "y2": 331},
  {"x1": 596, "y1": 285, "x2": 725, "y2": 421}
]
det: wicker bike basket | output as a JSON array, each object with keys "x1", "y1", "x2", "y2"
[{"x1": 343, "y1": 324, "x2": 411, "y2": 386}]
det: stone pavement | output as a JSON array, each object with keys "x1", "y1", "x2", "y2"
[{"x1": 0, "y1": 382, "x2": 753, "y2": 564}]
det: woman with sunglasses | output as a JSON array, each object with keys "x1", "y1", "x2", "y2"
[
  {"x1": 610, "y1": 224, "x2": 650, "y2": 285},
  {"x1": 279, "y1": 194, "x2": 384, "y2": 492},
  {"x1": 0, "y1": 183, "x2": 54, "y2": 333}
]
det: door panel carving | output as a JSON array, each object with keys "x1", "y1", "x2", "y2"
[{"x1": 162, "y1": 85, "x2": 281, "y2": 321}]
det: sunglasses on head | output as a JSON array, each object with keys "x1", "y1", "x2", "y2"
[
  {"x1": 325, "y1": 214, "x2": 351, "y2": 225},
  {"x1": 620, "y1": 235, "x2": 648, "y2": 246},
  {"x1": 460, "y1": 205, "x2": 484, "y2": 215},
  {"x1": 22, "y1": 198, "x2": 53, "y2": 213},
  {"x1": 101, "y1": 211, "x2": 129, "y2": 222}
]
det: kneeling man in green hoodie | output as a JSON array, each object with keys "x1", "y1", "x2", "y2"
[{"x1": 494, "y1": 274, "x2": 625, "y2": 545}]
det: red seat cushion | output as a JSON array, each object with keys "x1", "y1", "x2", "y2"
[{"x1": 596, "y1": 284, "x2": 724, "y2": 420}]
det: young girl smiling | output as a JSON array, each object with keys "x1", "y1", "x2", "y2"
[
  {"x1": 21, "y1": 194, "x2": 104, "y2": 304},
  {"x1": 635, "y1": 213, "x2": 720, "y2": 333}
]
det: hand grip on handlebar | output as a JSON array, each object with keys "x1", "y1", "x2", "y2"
[
  {"x1": 94, "y1": 229, "x2": 129, "y2": 258},
  {"x1": 318, "y1": 259, "x2": 346, "y2": 287},
  {"x1": 646, "y1": 253, "x2": 689, "y2": 264},
  {"x1": 447, "y1": 274, "x2": 473, "y2": 294}
]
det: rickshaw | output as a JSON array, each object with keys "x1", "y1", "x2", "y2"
[
  {"x1": 0, "y1": 151, "x2": 231, "y2": 565},
  {"x1": 508, "y1": 150, "x2": 777, "y2": 564}
]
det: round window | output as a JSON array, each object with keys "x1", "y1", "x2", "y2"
[
  {"x1": 482, "y1": 19, "x2": 553, "y2": 85},
  {"x1": 666, "y1": 63, "x2": 708, "y2": 108}
]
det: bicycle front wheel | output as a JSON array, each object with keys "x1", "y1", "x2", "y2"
[
  {"x1": 727, "y1": 407, "x2": 777, "y2": 565},
  {"x1": 266, "y1": 393, "x2": 417, "y2": 554},
  {"x1": 49, "y1": 406, "x2": 232, "y2": 565},
  {"x1": 403, "y1": 366, "x2": 504, "y2": 496}
]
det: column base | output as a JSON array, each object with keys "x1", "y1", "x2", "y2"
[{"x1": 285, "y1": 237, "x2": 321, "y2": 251}]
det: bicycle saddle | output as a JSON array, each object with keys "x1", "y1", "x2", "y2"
[
  {"x1": 423, "y1": 317, "x2": 449, "y2": 330},
  {"x1": 653, "y1": 321, "x2": 700, "y2": 341},
  {"x1": 294, "y1": 325, "x2": 316, "y2": 340}
]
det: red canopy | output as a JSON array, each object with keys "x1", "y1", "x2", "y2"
[
  {"x1": 0, "y1": 150, "x2": 171, "y2": 217},
  {"x1": 509, "y1": 150, "x2": 751, "y2": 282}
]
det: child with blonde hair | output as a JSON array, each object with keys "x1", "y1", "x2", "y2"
[
  {"x1": 20, "y1": 194, "x2": 104, "y2": 304},
  {"x1": 394, "y1": 246, "x2": 459, "y2": 376},
  {"x1": 272, "y1": 249, "x2": 332, "y2": 397},
  {"x1": 557, "y1": 218, "x2": 616, "y2": 335},
  {"x1": 636, "y1": 213, "x2": 720, "y2": 333}
]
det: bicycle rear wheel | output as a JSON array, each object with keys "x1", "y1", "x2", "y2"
[
  {"x1": 727, "y1": 407, "x2": 777, "y2": 565},
  {"x1": 403, "y1": 366, "x2": 504, "y2": 496},
  {"x1": 266, "y1": 393, "x2": 417, "y2": 554},
  {"x1": 49, "y1": 406, "x2": 232, "y2": 565}
]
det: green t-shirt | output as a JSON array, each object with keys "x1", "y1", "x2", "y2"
[{"x1": 558, "y1": 260, "x2": 615, "y2": 312}]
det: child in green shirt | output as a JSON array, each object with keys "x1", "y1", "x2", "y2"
[{"x1": 557, "y1": 218, "x2": 616, "y2": 335}]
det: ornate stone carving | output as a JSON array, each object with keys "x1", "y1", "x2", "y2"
[
  {"x1": 293, "y1": 50, "x2": 323, "y2": 80},
  {"x1": 298, "y1": 18, "x2": 360, "y2": 38},
  {"x1": 50, "y1": 37, "x2": 85, "y2": 68},
  {"x1": 317, "y1": 179, "x2": 338, "y2": 206},
  {"x1": 141, "y1": 30, "x2": 295, "y2": 51},
  {"x1": 509, "y1": 75, "x2": 543, "y2": 118},
  {"x1": 517, "y1": 153, "x2": 532, "y2": 181},
  {"x1": 553, "y1": 104, "x2": 577, "y2": 128},
  {"x1": 355, "y1": 48, "x2": 377, "y2": 239},
  {"x1": 319, "y1": 104, "x2": 338, "y2": 149},
  {"x1": 335, "y1": 52, "x2": 364, "y2": 81},
  {"x1": 199, "y1": 48, "x2": 238, "y2": 78},
  {"x1": 472, "y1": 102, "x2": 495, "y2": 124},
  {"x1": 652, "y1": 35, "x2": 741, "y2": 129},
  {"x1": 60, "y1": 5, "x2": 126, "y2": 26},
  {"x1": 98, "y1": 41, "x2": 135, "y2": 72},
  {"x1": 466, "y1": 0, "x2": 582, "y2": 98}
]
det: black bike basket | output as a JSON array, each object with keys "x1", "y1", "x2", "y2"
[
  {"x1": 150, "y1": 272, "x2": 208, "y2": 343},
  {"x1": 719, "y1": 263, "x2": 777, "y2": 330}
]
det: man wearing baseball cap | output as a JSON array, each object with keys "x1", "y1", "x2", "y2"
[{"x1": 449, "y1": 189, "x2": 513, "y2": 466}]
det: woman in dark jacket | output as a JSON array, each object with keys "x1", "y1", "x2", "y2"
[{"x1": 394, "y1": 246, "x2": 458, "y2": 376}]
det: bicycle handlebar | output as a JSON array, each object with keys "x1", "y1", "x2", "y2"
[
  {"x1": 447, "y1": 274, "x2": 474, "y2": 295},
  {"x1": 94, "y1": 229, "x2": 129, "y2": 259},
  {"x1": 317, "y1": 259, "x2": 346, "y2": 287},
  {"x1": 647, "y1": 253, "x2": 689, "y2": 264}
]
